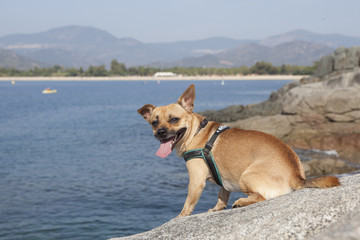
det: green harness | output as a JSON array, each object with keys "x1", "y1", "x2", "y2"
[{"x1": 182, "y1": 125, "x2": 230, "y2": 187}]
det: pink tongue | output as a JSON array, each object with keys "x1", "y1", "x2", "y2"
[{"x1": 156, "y1": 139, "x2": 173, "y2": 158}]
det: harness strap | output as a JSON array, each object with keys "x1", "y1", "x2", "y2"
[
  {"x1": 195, "y1": 118, "x2": 208, "y2": 136},
  {"x1": 183, "y1": 125, "x2": 230, "y2": 187},
  {"x1": 182, "y1": 149, "x2": 203, "y2": 161}
]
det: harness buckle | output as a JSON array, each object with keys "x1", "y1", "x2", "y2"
[{"x1": 203, "y1": 143, "x2": 213, "y2": 154}]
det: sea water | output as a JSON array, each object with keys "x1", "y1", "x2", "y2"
[{"x1": 0, "y1": 80, "x2": 291, "y2": 240}]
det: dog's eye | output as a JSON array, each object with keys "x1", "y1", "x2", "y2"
[
  {"x1": 169, "y1": 118, "x2": 180, "y2": 124},
  {"x1": 152, "y1": 120, "x2": 159, "y2": 127}
]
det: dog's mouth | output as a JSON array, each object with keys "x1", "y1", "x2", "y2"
[{"x1": 156, "y1": 128, "x2": 186, "y2": 158}]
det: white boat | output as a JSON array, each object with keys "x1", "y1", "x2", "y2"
[{"x1": 42, "y1": 88, "x2": 57, "y2": 94}]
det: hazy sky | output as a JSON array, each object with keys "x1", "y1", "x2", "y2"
[{"x1": 1, "y1": 0, "x2": 360, "y2": 43}]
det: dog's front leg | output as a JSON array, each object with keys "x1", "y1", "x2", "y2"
[
  {"x1": 177, "y1": 159, "x2": 209, "y2": 217},
  {"x1": 208, "y1": 187, "x2": 230, "y2": 212}
]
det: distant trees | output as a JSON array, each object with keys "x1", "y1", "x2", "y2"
[
  {"x1": 0, "y1": 59, "x2": 317, "y2": 77},
  {"x1": 110, "y1": 60, "x2": 126, "y2": 76},
  {"x1": 85, "y1": 65, "x2": 107, "y2": 76},
  {"x1": 250, "y1": 62, "x2": 279, "y2": 75}
]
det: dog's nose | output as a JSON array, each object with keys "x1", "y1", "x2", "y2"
[{"x1": 157, "y1": 128, "x2": 167, "y2": 137}]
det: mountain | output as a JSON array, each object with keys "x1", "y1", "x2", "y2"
[
  {"x1": 143, "y1": 37, "x2": 254, "y2": 64},
  {"x1": 0, "y1": 26, "x2": 251, "y2": 68},
  {"x1": 0, "y1": 26, "x2": 142, "y2": 68},
  {"x1": 150, "y1": 30, "x2": 360, "y2": 67},
  {"x1": 21, "y1": 49, "x2": 98, "y2": 68},
  {"x1": 0, "y1": 48, "x2": 45, "y2": 70},
  {"x1": 259, "y1": 29, "x2": 360, "y2": 48},
  {"x1": 0, "y1": 26, "x2": 359, "y2": 69},
  {"x1": 0, "y1": 26, "x2": 141, "y2": 51},
  {"x1": 153, "y1": 41, "x2": 335, "y2": 67}
]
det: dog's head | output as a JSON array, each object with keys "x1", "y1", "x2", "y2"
[{"x1": 138, "y1": 84, "x2": 197, "y2": 158}]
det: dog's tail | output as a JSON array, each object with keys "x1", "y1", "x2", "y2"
[
  {"x1": 303, "y1": 176, "x2": 340, "y2": 188},
  {"x1": 293, "y1": 175, "x2": 340, "y2": 190}
]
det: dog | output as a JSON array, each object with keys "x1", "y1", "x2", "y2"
[{"x1": 138, "y1": 84, "x2": 340, "y2": 217}]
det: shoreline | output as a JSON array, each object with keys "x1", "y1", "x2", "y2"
[{"x1": 0, "y1": 75, "x2": 306, "y2": 81}]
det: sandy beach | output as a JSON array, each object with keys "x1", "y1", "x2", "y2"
[{"x1": 0, "y1": 75, "x2": 306, "y2": 81}]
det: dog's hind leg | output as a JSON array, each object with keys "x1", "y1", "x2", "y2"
[
  {"x1": 232, "y1": 167, "x2": 292, "y2": 208},
  {"x1": 208, "y1": 187, "x2": 230, "y2": 212},
  {"x1": 231, "y1": 170, "x2": 271, "y2": 208}
]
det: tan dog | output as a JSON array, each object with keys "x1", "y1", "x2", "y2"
[{"x1": 138, "y1": 84, "x2": 340, "y2": 217}]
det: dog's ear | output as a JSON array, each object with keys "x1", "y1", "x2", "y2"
[
  {"x1": 138, "y1": 104, "x2": 156, "y2": 123},
  {"x1": 177, "y1": 84, "x2": 195, "y2": 112}
]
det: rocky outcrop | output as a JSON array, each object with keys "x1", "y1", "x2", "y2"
[
  {"x1": 110, "y1": 173, "x2": 360, "y2": 240},
  {"x1": 227, "y1": 68, "x2": 360, "y2": 163},
  {"x1": 200, "y1": 81, "x2": 299, "y2": 122},
  {"x1": 202, "y1": 47, "x2": 360, "y2": 165},
  {"x1": 315, "y1": 47, "x2": 360, "y2": 77}
]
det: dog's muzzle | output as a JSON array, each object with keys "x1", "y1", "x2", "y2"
[
  {"x1": 155, "y1": 128, "x2": 171, "y2": 140},
  {"x1": 155, "y1": 127, "x2": 186, "y2": 150}
]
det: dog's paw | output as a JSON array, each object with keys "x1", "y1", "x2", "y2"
[
  {"x1": 208, "y1": 206, "x2": 226, "y2": 212},
  {"x1": 232, "y1": 203, "x2": 242, "y2": 209},
  {"x1": 176, "y1": 212, "x2": 191, "y2": 218}
]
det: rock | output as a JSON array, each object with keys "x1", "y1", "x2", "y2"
[
  {"x1": 202, "y1": 47, "x2": 360, "y2": 165},
  {"x1": 311, "y1": 203, "x2": 360, "y2": 240},
  {"x1": 110, "y1": 174, "x2": 360, "y2": 240},
  {"x1": 283, "y1": 70, "x2": 360, "y2": 118},
  {"x1": 200, "y1": 81, "x2": 300, "y2": 122},
  {"x1": 315, "y1": 47, "x2": 360, "y2": 77},
  {"x1": 200, "y1": 105, "x2": 245, "y2": 122},
  {"x1": 218, "y1": 66, "x2": 360, "y2": 164},
  {"x1": 334, "y1": 47, "x2": 360, "y2": 71},
  {"x1": 302, "y1": 158, "x2": 358, "y2": 177},
  {"x1": 315, "y1": 55, "x2": 334, "y2": 77},
  {"x1": 227, "y1": 114, "x2": 296, "y2": 140},
  {"x1": 282, "y1": 82, "x2": 329, "y2": 115}
]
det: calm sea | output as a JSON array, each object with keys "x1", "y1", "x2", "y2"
[{"x1": 0, "y1": 80, "x2": 291, "y2": 240}]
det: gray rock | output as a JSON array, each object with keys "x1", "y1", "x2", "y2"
[
  {"x1": 110, "y1": 174, "x2": 360, "y2": 240},
  {"x1": 314, "y1": 46, "x2": 360, "y2": 77},
  {"x1": 302, "y1": 158, "x2": 358, "y2": 177},
  {"x1": 203, "y1": 47, "x2": 360, "y2": 123},
  {"x1": 315, "y1": 55, "x2": 334, "y2": 77},
  {"x1": 325, "y1": 88, "x2": 360, "y2": 115},
  {"x1": 311, "y1": 203, "x2": 360, "y2": 240},
  {"x1": 281, "y1": 69, "x2": 360, "y2": 122},
  {"x1": 334, "y1": 47, "x2": 360, "y2": 71},
  {"x1": 227, "y1": 114, "x2": 296, "y2": 139},
  {"x1": 334, "y1": 47, "x2": 349, "y2": 71},
  {"x1": 202, "y1": 47, "x2": 360, "y2": 162},
  {"x1": 229, "y1": 68, "x2": 360, "y2": 162},
  {"x1": 200, "y1": 81, "x2": 300, "y2": 122}
]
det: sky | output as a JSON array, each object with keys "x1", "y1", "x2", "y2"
[{"x1": 1, "y1": 0, "x2": 360, "y2": 43}]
